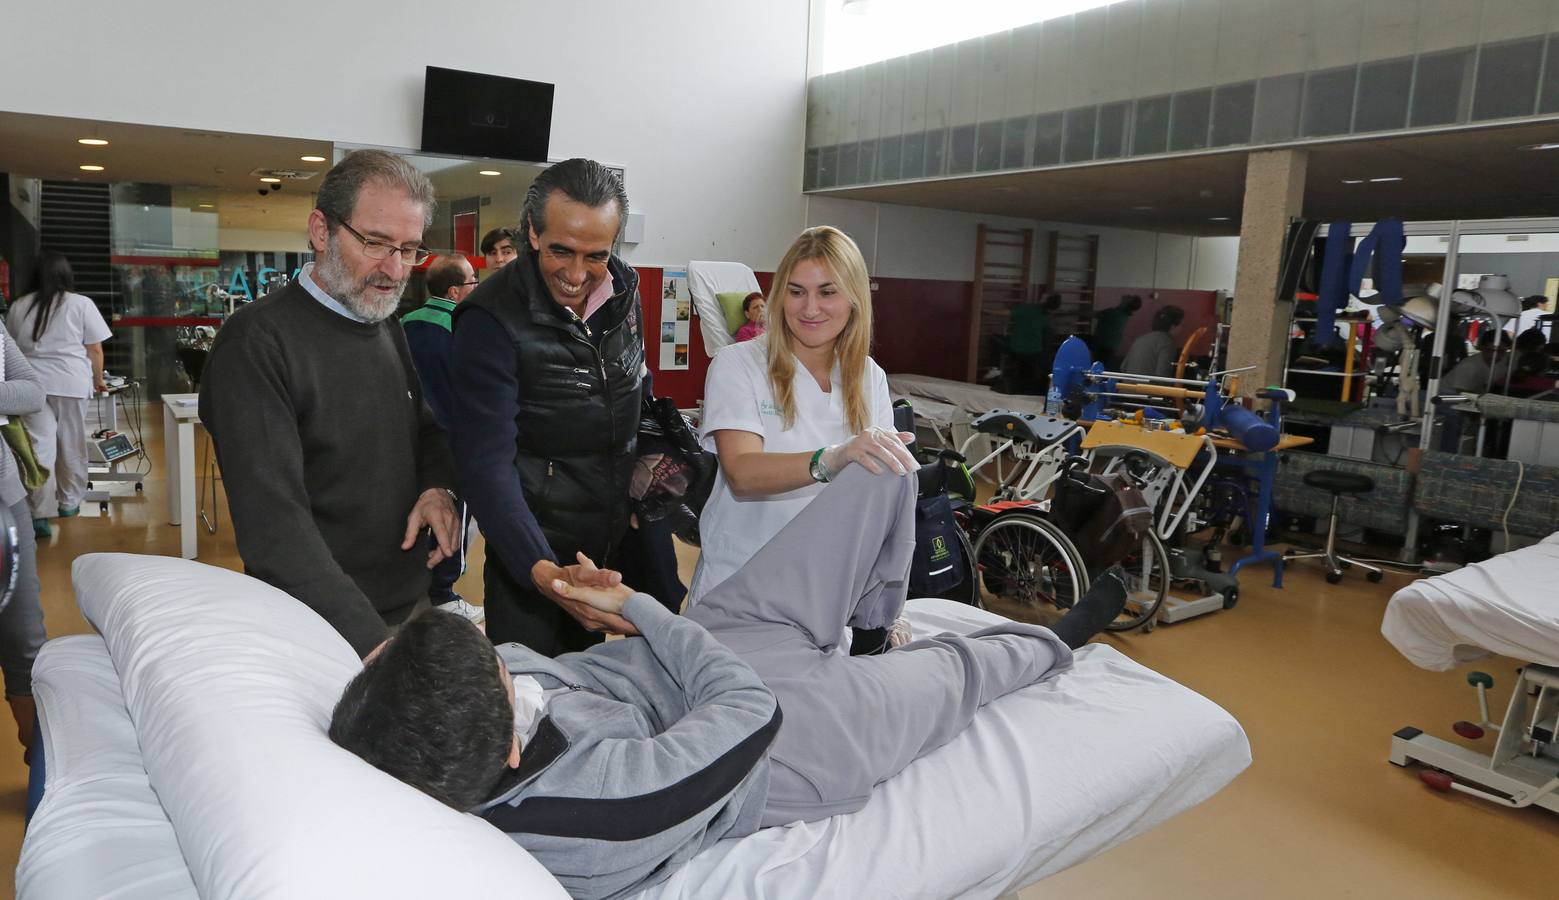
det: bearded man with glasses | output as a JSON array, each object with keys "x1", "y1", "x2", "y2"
[{"x1": 200, "y1": 149, "x2": 460, "y2": 658}]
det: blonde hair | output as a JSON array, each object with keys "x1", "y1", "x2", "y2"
[{"x1": 765, "y1": 226, "x2": 873, "y2": 433}]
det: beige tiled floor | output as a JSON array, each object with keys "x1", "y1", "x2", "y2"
[{"x1": 2, "y1": 403, "x2": 1555, "y2": 898}]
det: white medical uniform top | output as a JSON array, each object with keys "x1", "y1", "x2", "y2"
[
  {"x1": 6, "y1": 291, "x2": 112, "y2": 398},
  {"x1": 689, "y1": 337, "x2": 893, "y2": 603}
]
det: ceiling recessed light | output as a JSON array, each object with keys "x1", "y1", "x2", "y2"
[
  {"x1": 1131, "y1": 205, "x2": 1154, "y2": 211},
  {"x1": 259, "y1": 176, "x2": 282, "y2": 184},
  {"x1": 79, "y1": 164, "x2": 104, "y2": 172},
  {"x1": 1369, "y1": 176, "x2": 1403, "y2": 183},
  {"x1": 1209, "y1": 216, "x2": 1230, "y2": 222},
  {"x1": 299, "y1": 155, "x2": 326, "y2": 163},
  {"x1": 1342, "y1": 178, "x2": 1365, "y2": 184},
  {"x1": 198, "y1": 203, "x2": 215, "y2": 208},
  {"x1": 1518, "y1": 142, "x2": 1559, "y2": 151},
  {"x1": 77, "y1": 137, "x2": 109, "y2": 146},
  {"x1": 478, "y1": 170, "x2": 503, "y2": 176}
]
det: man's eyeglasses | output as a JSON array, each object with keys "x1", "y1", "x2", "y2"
[
  {"x1": 323, "y1": 212, "x2": 431, "y2": 265},
  {"x1": 460, "y1": 279, "x2": 481, "y2": 286}
]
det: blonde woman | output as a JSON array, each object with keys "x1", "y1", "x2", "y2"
[{"x1": 691, "y1": 226, "x2": 916, "y2": 609}]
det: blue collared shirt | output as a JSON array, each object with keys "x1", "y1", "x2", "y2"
[{"x1": 297, "y1": 262, "x2": 370, "y2": 323}]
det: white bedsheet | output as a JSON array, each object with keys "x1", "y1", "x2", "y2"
[
  {"x1": 20, "y1": 555, "x2": 1250, "y2": 900},
  {"x1": 887, "y1": 373, "x2": 1049, "y2": 419},
  {"x1": 18, "y1": 635, "x2": 197, "y2": 900},
  {"x1": 1382, "y1": 531, "x2": 1559, "y2": 671}
]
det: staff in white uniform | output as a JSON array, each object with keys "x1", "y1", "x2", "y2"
[
  {"x1": 691, "y1": 226, "x2": 917, "y2": 608},
  {"x1": 6, "y1": 251, "x2": 112, "y2": 537}
]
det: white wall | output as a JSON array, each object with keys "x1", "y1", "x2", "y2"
[{"x1": 0, "y1": 0, "x2": 811, "y2": 270}]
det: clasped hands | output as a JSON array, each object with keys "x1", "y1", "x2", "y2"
[{"x1": 532, "y1": 553, "x2": 640, "y2": 636}]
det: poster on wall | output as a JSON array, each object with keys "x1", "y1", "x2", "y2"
[{"x1": 660, "y1": 267, "x2": 691, "y2": 370}]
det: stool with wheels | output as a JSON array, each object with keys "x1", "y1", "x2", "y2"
[{"x1": 1283, "y1": 470, "x2": 1383, "y2": 584}]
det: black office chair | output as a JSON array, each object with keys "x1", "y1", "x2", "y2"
[{"x1": 1283, "y1": 470, "x2": 1384, "y2": 584}]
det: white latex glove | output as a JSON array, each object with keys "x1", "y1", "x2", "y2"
[{"x1": 820, "y1": 427, "x2": 919, "y2": 480}]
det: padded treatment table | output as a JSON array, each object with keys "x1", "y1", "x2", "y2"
[
  {"x1": 888, "y1": 373, "x2": 1050, "y2": 418},
  {"x1": 1382, "y1": 531, "x2": 1559, "y2": 672},
  {"x1": 20, "y1": 554, "x2": 1250, "y2": 900}
]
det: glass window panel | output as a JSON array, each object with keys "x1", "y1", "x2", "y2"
[
  {"x1": 1253, "y1": 74, "x2": 1303, "y2": 143},
  {"x1": 1472, "y1": 37, "x2": 1543, "y2": 121},
  {"x1": 902, "y1": 131, "x2": 926, "y2": 176},
  {"x1": 1412, "y1": 48, "x2": 1473, "y2": 127},
  {"x1": 1540, "y1": 34, "x2": 1559, "y2": 115},
  {"x1": 975, "y1": 121, "x2": 1004, "y2": 171},
  {"x1": 1131, "y1": 95, "x2": 1171, "y2": 155},
  {"x1": 924, "y1": 127, "x2": 948, "y2": 176},
  {"x1": 1210, "y1": 82, "x2": 1255, "y2": 147},
  {"x1": 1096, "y1": 101, "x2": 1129, "y2": 158},
  {"x1": 1354, "y1": 58, "x2": 1412, "y2": 133},
  {"x1": 1301, "y1": 66, "x2": 1357, "y2": 137},
  {"x1": 1001, "y1": 115, "x2": 1033, "y2": 169},
  {"x1": 1033, "y1": 112, "x2": 1064, "y2": 165},
  {"x1": 877, "y1": 135, "x2": 902, "y2": 182},
  {"x1": 1063, "y1": 106, "x2": 1097, "y2": 163},
  {"x1": 949, "y1": 124, "x2": 977, "y2": 174},
  {"x1": 1170, "y1": 89, "x2": 1212, "y2": 151}
]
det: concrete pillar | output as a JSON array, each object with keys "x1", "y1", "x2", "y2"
[{"x1": 1228, "y1": 149, "x2": 1308, "y2": 393}]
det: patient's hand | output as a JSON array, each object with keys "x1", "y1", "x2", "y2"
[{"x1": 532, "y1": 553, "x2": 640, "y2": 635}]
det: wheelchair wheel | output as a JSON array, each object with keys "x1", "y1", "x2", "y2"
[
  {"x1": 1105, "y1": 531, "x2": 1169, "y2": 632},
  {"x1": 971, "y1": 512, "x2": 1087, "y2": 613}
]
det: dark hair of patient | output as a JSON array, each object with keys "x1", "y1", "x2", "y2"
[{"x1": 329, "y1": 610, "x2": 514, "y2": 810}]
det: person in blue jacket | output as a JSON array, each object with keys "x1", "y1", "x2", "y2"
[{"x1": 401, "y1": 254, "x2": 482, "y2": 620}]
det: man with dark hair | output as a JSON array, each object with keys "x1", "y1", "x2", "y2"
[
  {"x1": 451, "y1": 158, "x2": 681, "y2": 656},
  {"x1": 1092, "y1": 294, "x2": 1143, "y2": 370},
  {"x1": 200, "y1": 149, "x2": 459, "y2": 657},
  {"x1": 330, "y1": 467, "x2": 1126, "y2": 898},
  {"x1": 479, "y1": 226, "x2": 520, "y2": 275},
  {"x1": 1120, "y1": 304, "x2": 1185, "y2": 378},
  {"x1": 402, "y1": 254, "x2": 482, "y2": 621}
]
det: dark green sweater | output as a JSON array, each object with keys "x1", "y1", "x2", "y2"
[{"x1": 199, "y1": 282, "x2": 456, "y2": 656}]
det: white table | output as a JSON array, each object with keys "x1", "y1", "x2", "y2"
[{"x1": 161, "y1": 394, "x2": 201, "y2": 559}]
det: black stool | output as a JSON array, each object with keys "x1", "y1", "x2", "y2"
[{"x1": 1283, "y1": 470, "x2": 1384, "y2": 584}]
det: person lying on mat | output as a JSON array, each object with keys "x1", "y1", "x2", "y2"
[{"x1": 330, "y1": 466, "x2": 1127, "y2": 900}]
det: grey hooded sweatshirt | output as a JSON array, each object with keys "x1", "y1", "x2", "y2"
[{"x1": 474, "y1": 592, "x2": 782, "y2": 899}]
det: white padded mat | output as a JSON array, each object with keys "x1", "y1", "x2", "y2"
[
  {"x1": 1382, "y1": 531, "x2": 1559, "y2": 671},
  {"x1": 888, "y1": 373, "x2": 1049, "y2": 418},
  {"x1": 21, "y1": 555, "x2": 1249, "y2": 900}
]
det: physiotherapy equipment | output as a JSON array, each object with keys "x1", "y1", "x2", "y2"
[
  {"x1": 1050, "y1": 336, "x2": 1306, "y2": 609},
  {"x1": 1383, "y1": 532, "x2": 1559, "y2": 814}
]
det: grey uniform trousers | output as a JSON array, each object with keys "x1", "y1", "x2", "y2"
[{"x1": 687, "y1": 464, "x2": 1073, "y2": 827}]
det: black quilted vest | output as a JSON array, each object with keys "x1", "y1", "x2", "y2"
[{"x1": 456, "y1": 251, "x2": 645, "y2": 566}]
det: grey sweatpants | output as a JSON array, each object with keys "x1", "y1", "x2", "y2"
[
  {"x1": 0, "y1": 497, "x2": 44, "y2": 696},
  {"x1": 25, "y1": 394, "x2": 91, "y2": 517},
  {"x1": 687, "y1": 465, "x2": 1073, "y2": 826}
]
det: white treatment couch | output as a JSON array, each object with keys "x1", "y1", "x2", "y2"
[
  {"x1": 1382, "y1": 532, "x2": 1559, "y2": 813},
  {"x1": 19, "y1": 554, "x2": 1251, "y2": 899}
]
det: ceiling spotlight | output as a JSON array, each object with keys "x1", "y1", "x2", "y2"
[
  {"x1": 79, "y1": 164, "x2": 104, "y2": 172},
  {"x1": 300, "y1": 155, "x2": 327, "y2": 163},
  {"x1": 198, "y1": 203, "x2": 214, "y2": 208},
  {"x1": 77, "y1": 137, "x2": 109, "y2": 146},
  {"x1": 1518, "y1": 142, "x2": 1559, "y2": 151},
  {"x1": 1342, "y1": 178, "x2": 1365, "y2": 184},
  {"x1": 1131, "y1": 205, "x2": 1154, "y2": 211},
  {"x1": 1209, "y1": 216, "x2": 1230, "y2": 222},
  {"x1": 478, "y1": 170, "x2": 502, "y2": 176},
  {"x1": 1369, "y1": 176, "x2": 1403, "y2": 183},
  {"x1": 259, "y1": 176, "x2": 282, "y2": 184}
]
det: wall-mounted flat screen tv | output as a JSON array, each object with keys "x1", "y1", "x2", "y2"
[{"x1": 420, "y1": 66, "x2": 553, "y2": 162}]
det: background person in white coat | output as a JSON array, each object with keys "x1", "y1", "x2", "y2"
[
  {"x1": 692, "y1": 226, "x2": 917, "y2": 651},
  {"x1": 6, "y1": 251, "x2": 112, "y2": 537}
]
